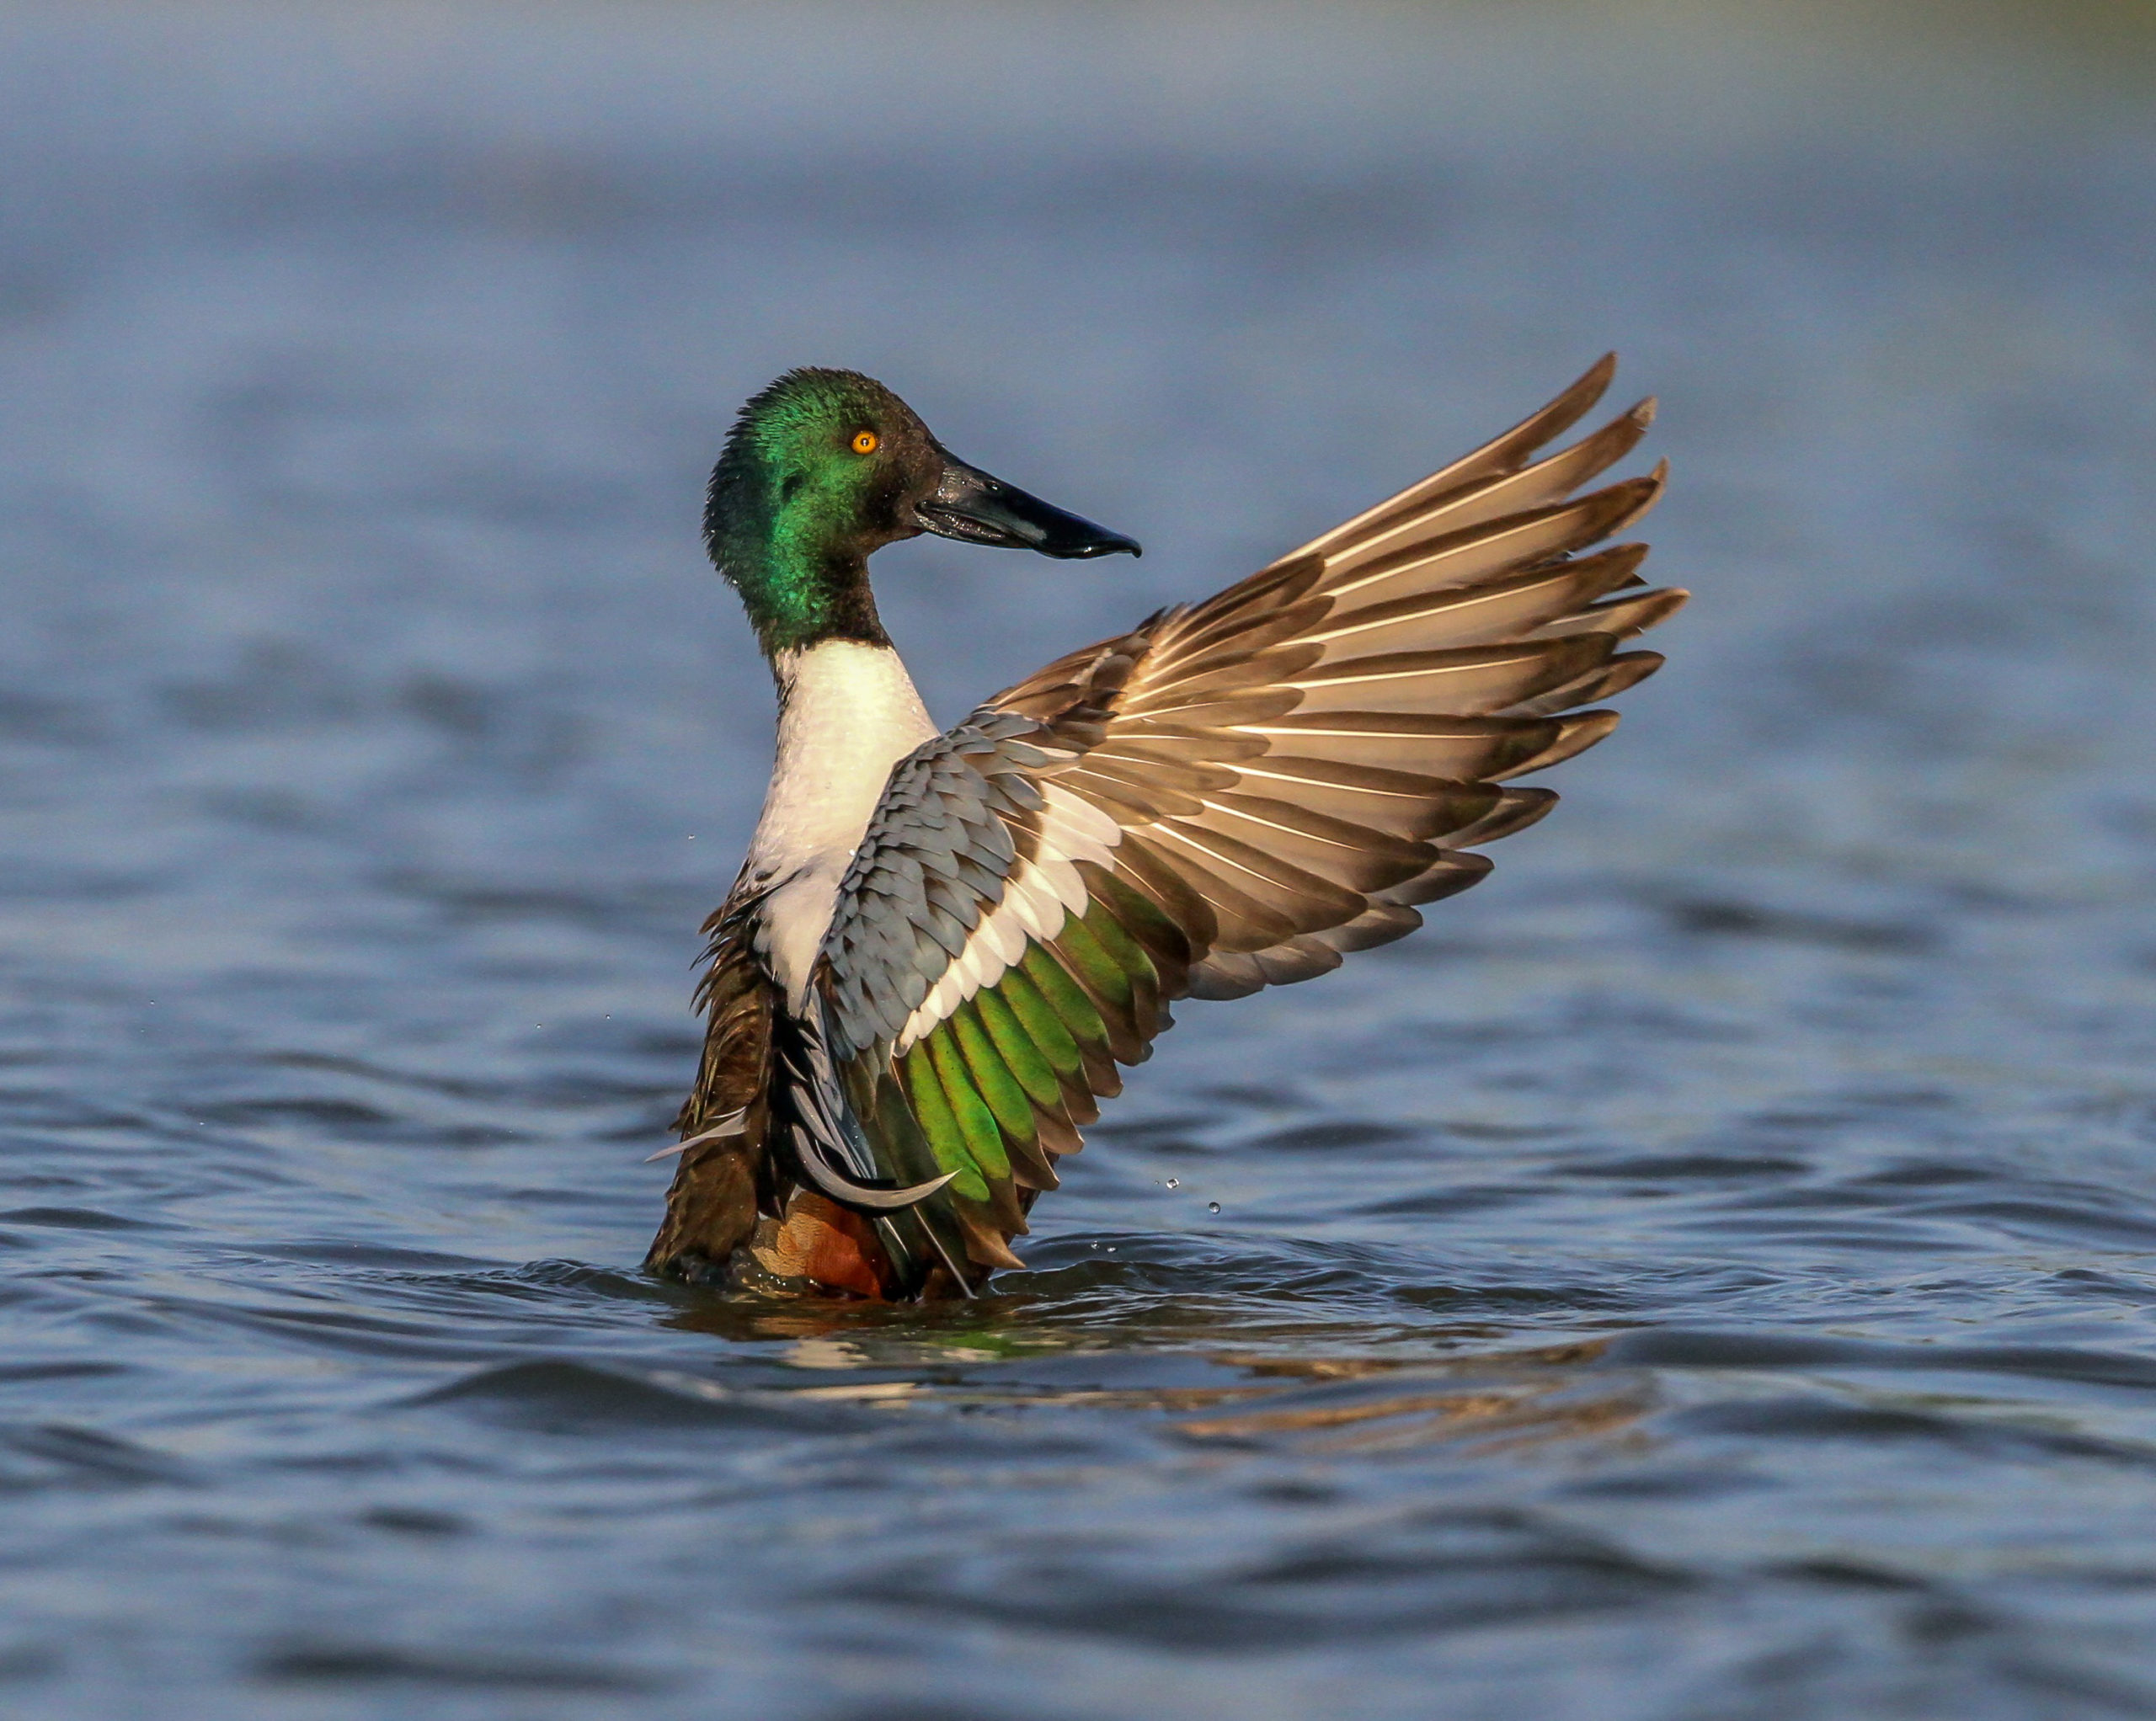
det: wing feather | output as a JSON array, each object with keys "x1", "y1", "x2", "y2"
[
  {"x1": 788, "y1": 357, "x2": 1682, "y2": 1293},
  {"x1": 1278, "y1": 352, "x2": 1620, "y2": 566}
]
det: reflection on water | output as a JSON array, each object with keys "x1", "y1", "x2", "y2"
[
  {"x1": 3, "y1": 3, "x2": 2156, "y2": 1718},
  {"x1": 440, "y1": 1336, "x2": 1649, "y2": 1457},
  {"x1": 1175, "y1": 1344, "x2": 1641, "y2": 1455}
]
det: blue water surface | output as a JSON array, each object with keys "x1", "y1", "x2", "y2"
[{"x1": 3, "y1": 5, "x2": 2155, "y2": 1717}]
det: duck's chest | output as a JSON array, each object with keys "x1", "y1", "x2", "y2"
[{"x1": 745, "y1": 642, "x2": 938, "y2": 1004}]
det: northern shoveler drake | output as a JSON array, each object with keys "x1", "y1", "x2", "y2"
[{"x1": 647, "y1": 358, "x2": 1684, "y2": 1299}]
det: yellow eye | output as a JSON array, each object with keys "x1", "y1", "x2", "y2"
[{"x1": 851, "y1": 429, "x2": 879, "y2": 455}]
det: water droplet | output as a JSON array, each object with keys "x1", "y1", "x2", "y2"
[
  {"x1": 1164, "y1": 1177, "x2": 1179, "y2": 1189},
  {"x1": 1207, "y1": 1202, "x2": 1221, "y2": 1214}
]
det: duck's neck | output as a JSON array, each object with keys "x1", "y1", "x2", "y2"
[
  {"x1": 708, "y1": 462, "x2": 892, "y2": 654},
  {"x1": 745, "y1": 639, "x2": 938, "y2": 1004}
]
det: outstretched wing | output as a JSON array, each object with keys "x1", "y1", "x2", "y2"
[{"x1": 815, "y1": 356, "x2": 1685, "y2": 1292}]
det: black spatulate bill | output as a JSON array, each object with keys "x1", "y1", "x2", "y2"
[{"x1": 916, "y1": 453, "x2": 1140, "y2": 560}]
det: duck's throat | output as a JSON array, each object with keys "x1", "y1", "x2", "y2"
[
  {"x1": 730, "y1": 536, "x2": 890, "y2": 656},
  {"x1": 746, "y1": 641, "x2": 938, "y2": 1003}
]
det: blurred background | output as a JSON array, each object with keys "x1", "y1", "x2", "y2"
[{"x1": 2, "y1": 4, "x2": 2154, "y2": 1718}]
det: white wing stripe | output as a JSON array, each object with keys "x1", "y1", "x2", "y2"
[
  {"x1": 979, "y1": 903, "x2": 1029, "y2": 967},
  {"x1": 1024, "y1": 870, "x2": 1077, "y2": 939},
  {"x1": 1002, "y1": 873, "x2": 1062, "y2": 945},
  {"x1": 1032, "y1": 851, "x2": 1089, "y2": 912},
  {"x1": 894, "y1": 807, "x2": 1118, "y2": 1053},
  {"x1": 1041, "y1": 782, "x2": 1124, "y2": 856},
  {"x1": 953, "y1": 940, "x2": 992, "y2": 996}
]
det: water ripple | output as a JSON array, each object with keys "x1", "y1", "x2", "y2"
[{"x1": 2, "y1": 6, "x2": 2154, "y2": 1718}]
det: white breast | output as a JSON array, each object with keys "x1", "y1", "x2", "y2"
[{"x1": 747, "y1": 641, "x2": 939, "y2": 1004}]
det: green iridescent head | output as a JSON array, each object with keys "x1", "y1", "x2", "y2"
[{"x1": 704, "y1": 369, "x2": 1140, "y2": 658}]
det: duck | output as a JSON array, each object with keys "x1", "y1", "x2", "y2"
[{"x1": 645, "y1": 357, "x2": 1684, "y2": 1299}]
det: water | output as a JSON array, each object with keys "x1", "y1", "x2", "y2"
[{"x1": 3, "y1": 5, "x2": 2155, "y2": 1716}]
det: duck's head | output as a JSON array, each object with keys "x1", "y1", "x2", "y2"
[{"x1": 705, "y1": 368, "x2": 1140, "y2": 657}]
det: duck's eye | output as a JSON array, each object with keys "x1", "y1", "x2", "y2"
[{"x1": 851, "y1": 429, "x2": 880, "y2": 456}]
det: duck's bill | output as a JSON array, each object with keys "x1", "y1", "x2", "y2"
[{"x1": 916, "y1": 456, "x2": 1140, "y2": 559}]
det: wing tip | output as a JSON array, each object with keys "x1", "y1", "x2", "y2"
[{"x1": 1550, "y1": 352, "x2": 1620, "y2": 432}]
